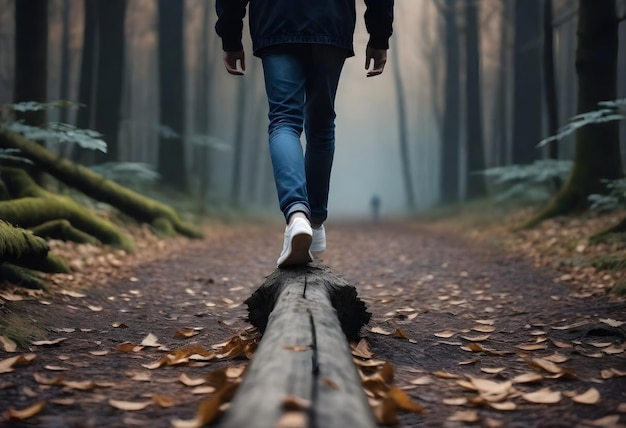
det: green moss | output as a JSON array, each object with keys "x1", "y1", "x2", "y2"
[
  {"x1": 0, "y1": 219, "x2": 49, "y2": 262},
  {"x1": 0, "y1": 264, "x2": 46, "y2": 289},
  {"x1": 589, "y1": 254, "x2": 626, "y2": 271},
  {"x1": 151, "y1": 217, "x2": 175, "y2": 237},
  {"x1": 31, "y1": 219, "x2": 100, "y2": 245},
  {"x1": 0, "y1": 308, "x2": 47, "y2": 347}
]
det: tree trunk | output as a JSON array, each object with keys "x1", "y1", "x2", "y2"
[
  {"x1": 464, "y1": 0, "x2": 487, "y2": 199},
  {"x1": 59, "y1": 0, "x2": 72, "y2": 125},
  {"x1": 391, "y1": 35, "x2": 416, "y2": 209},
  {"x1": 14, "y1": 0, "x2": 48, "y2": 127},
  {"x1": 157, "y1": 0, "x2": 187, "y2": 192},
  {"x1": 512, "y1": 0, "x2": 543, "y2": 164},
  {"x1": 440, "y1": 0, "x2": 460, "y2": 204},
  {"x1": 524, "y1": 0, "x2": 622, "y2": 228},
  {"x1": 92, "y1": 0, "x2": 127, "y2": 164},
  {"x1": 222, "y1": 264, "x2": 374, "y2": 428},
  {"x1": 543, "y1": 0, "x2": 559, "y2": 160}
]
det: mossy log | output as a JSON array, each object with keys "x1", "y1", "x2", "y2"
[
  {"x1": 0, "y1": 168, "x2": 133, "y2": 251},
  {"x1": 0, "y1": 264, "x2": 46, "y2": 290},
  {"x1": 0, "y1": 128, "x2": 202, "y2": 238},
  {"x1": 0, "y1": 219, "x2": 69, "y2": 286},
  {"x1": 221, "y1": 264, "x2": 374, "y2": 428},
  {"x1": 31, "y1": 220, "x2": 99, "y2": 245}
]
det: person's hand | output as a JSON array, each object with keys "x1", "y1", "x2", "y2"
[
  {"x1": 223, "y1": 50, "x2": 246, "y2": 75},
  {"x1": 365, "y1": 47, "x2": 387, "y2": 77}
]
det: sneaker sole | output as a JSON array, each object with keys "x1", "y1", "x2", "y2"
[{"x1": 278, "y1": 233, "x2": 313, "y2": 268}]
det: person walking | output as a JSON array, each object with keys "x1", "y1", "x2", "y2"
[{"x1": 215, "y1": 0, "x2": 394, "y2": 268}]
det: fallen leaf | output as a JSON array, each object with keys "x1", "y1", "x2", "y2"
[
  {"x1": 392, "y1": 328, "x2": 410, "y2": 340},
  {"x1": 284, "y1": 345, "x2": 312, "y2": 352},
  {"x1": 599, "y1": 318, "x2": 624, "y2": 328},
  {"x1": 60, "y1": 290, "x2": 86, "y2": 298},
  {"x1": 153, "y1": 394, "x2": 176, "y2": 408},
  {"x1": 191, "y1": 386, "x2": 217, "y2": 395},
  {"x1": 44, "y1": 365, "x2": 69, "y2": 371},
  {"x1": 50, "y1": 398, "x2": 76, "y2": 406},
  {"x1": 140, "y1": 333, "x2": 161, "y2": 347},
  {"x1": 371, "y1": 327, "x2": 392, "y2": 335},
  {"x1": 602, "y1": 345, "x2": 624, "y2": 355},
  {"x1": 89, "y1": 350, "x2": 109, "y2": 356},
  {"x1": 275, "y1": 411, "x2": 308, "y2": 428},
  {"x1": 472, "y1": 325, "x2": 496, "y2": 333},
  {"x1": 516, "y1": 343, "x2": 547, "y2": 351},
  {"x1": 4, "y1": 401, "x2": 45, "y2": 420},
  {"x1": 460, "y1": 334, "x2": 491, "y2": 342},
  {"x1": 550, "y1": 338, "x2": 572, "y2": 348},
  {"x1": 32, "y1": 338, "x2": 67, "y2": 346},
  {"x1": 409, "y1": 375, "x2": 432, "y2": 385},
  {"x1": 64, "y1": 380, "x2": 96, "y2": 391},
  {"x1": 87, "y1": 305, "x2": 103, "y2": 312},
  {"x1": 175, "y1": 328, "x2": 200, "y2": 338},
  {"x1": 572, "y1": 388, "x2": 600, "y2": 404},
  {"x1": 434, "y1": 330, "x2": 456, "y2": 338},
  {"x1": 489, "y1": 401, "x2": 517, "y2": 411},
  {"x1": 512, "y1": 372, "x2": 543, "y2": 384},
  {"x1": 443, "y1": 397, "x2": 467, "y2": 406},
  {"x1": 0, "y1": 336, "x2": 17, "y2": 352},
  {"x1": 448, "y1": 410, "x2": 479, "y2": 423},
  {"x1": 352, "y1": 339, "x2": 374, "y2": 358},
  {"x1": 522, "y1": 388, "x2": 561, "y2": 404},
  {"x1": 543, "y1": 353, "x2": 569, "y2": 363},
  {"x1": 433, "y1": 370, "x2": 460, "y2": 379},
  {"x1": 389, "y1": 387, "x2": 424, "y2": 412},
  {"x1": 112, "y1": 322, "x2": 128, "y2": 328},
  {"x1": 33, "y1": 373, "x2": 64, "y2": 385},
  {"x1": 588, "y1": 342, "x2": 613, "y2": 348},
  {"x1": 459, "y1": 357, "x2": 480, "y2": 365},
  {"x1": 0, "y1": 354, "x2": 36, "y2": 373},
  {"x1": 115, "y1": 342, "x2": 136, "y2": 352},
  {"x1": 468, "y1": 376, "x2": 512, "y2": 395},
  {"x1": 108, "y1": 399, "x2": 153, "y2": 411},
  {"x1": 475, "y1": 319, "x2": 495, "y2": 325},
  {"x1": 481, "y1": 367, "x2": 505, "y2": 374},
  {"x1": 529, "y1": 357, "x2": 564, "y2": 375},
  {"x1": 180, "y1": 373, "x2": 206, "y2": 387},
  {"x1": 282, "y1": 395, "x2": 311, "y2": 411}
]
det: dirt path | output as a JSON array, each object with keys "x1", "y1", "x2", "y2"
[{"x1": 1, "y1": 221, "x2": 625, "y2": 427}]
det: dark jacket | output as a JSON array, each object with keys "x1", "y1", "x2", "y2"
[{"x1": 215, "y1": 0, "x2": 394, "y2": 57}]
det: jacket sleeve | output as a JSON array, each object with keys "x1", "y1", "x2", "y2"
[
  {"x1": 215, "y1": 0, "x2": 249, "y2": 52},
  {"x1": 363, "y1": 0, "x2": 394, "y2": 49}
]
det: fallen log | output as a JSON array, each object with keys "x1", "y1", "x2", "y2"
[{"x1": 220, "y1": 264, "x2": 374, "y2": 428}]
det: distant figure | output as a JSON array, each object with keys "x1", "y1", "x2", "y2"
[
  {"x1": 215, "y1": 0, "x2": 394, "y2": 268},
  {"x1": 370, "y1": 194, "x2": 381, "y2": 224}
]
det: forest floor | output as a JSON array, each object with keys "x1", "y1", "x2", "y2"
[{"x1": 0, "y1": 205, "x2": 625, "y2": 428}]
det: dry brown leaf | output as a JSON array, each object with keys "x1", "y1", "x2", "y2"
[
  {"x1": 108, "y1": 399, "x2": 153, "y2": 411},
  {"x1": 0, "y1": 336, "x2": 17, "y2": 352},
  {"x1": 115, "y1": 342, "x2": 135, "y2": 352},
  {"x1": 373, "y1": 395, "x2": 397, "y2": 425},
  {"x1": 352, "y1": 339, "x2": 373, "y2": 359},
  {"x1": 180, "y1": 373, "x2": 206, "y2": 387},
  {"x1": 370, "y1": 327, "x2": 392, "y2": 335},
  {"x1": 602, "y1": 345, "x2": 624, "y2": 355},
  {"x1": 353, "y1": 358, "x2": 386, "y2": 368},
  {"x1": 284, "y1": 345, "x2": 312, "y2": 352},
  {"x1": 481, "y1": 367, "x2": 505, "y2": 374},
  {"x1": 543, "y1": 353, "x2": 569, "y2": 363},
  {"x1": 173, "y1": 382, "x2": 239, "y2": 428},
  {"x1": 32, "y1": 338, "x2": 67, "y2": 346},
  {"x1": 153, "y1": 394, "x2": 176, "y2": 408},
  {"x1": 489, "y1": 401, "x2": 517, "y2": 411},
  {"x1": 599, "y1": 318, "x2": 624, "y2": 328},
  {"x1": 282, "y1": 395, "x2": 311, "y2": 411},
  {"x1": 392, "y1": 328, "x2": 410, "y2": 340},
  {"x1": 275, "y1": 411, "x2": 308, "y2": 428},
  {"x1": 191, "y1": 386, "x2": 217, "y2": 395},
  {"x1": 468, "y1": 376, "x2": 512, "y2": 395},
  {"x1": 459, "y1": 357, "x2": 480, "y2": 365},
  {"x1": 389, "y1": 387, "x2": 424, "y2": 412},
  {"x1": 87, "y1": 305, "x2": 103, "y2": 312},
  {"x1": 522, "y1": 388, "x2": 561, "y2": 404},
  {"x1": 112, "y1": 322, "x2": 128, "y2": 328},
  {"x1": 140, "y1": 333, "x2": 161, "y2": 347},
  {"x1": 64, "y1": 380, "x2": 96, "y2": 391},
  {"x1": 448, "y1": 410, "x2": 479, "y2": 423},
  {"x1": 433, "y1": 370, "x2": 460, "y2": 379},
  {"x1": 572, "y1": 387, "x2": 600, "y2": 404},
  {"x1": 460, "y1": 334, "x2": 491, "y2": 342},
  {"x1": 472, "y1": 325, "x2": 496, "y2": 333},
  {"x1": 33, "y1": 373, "x2": 64, "y2": 385},
  {"x1": 409, "y1": 375, "x2": 432, "y2": 385},
  {"x1": 60, "y1": 290, "x2": 86, "y2": 298},
  {"x1": 0, "y1": 353, "x2": 36, "y2": 373},
  {"x1": 50, "y1": 398, "x2": 76, "y2": 406},
  {"x1": 512, "y1": 372, "x2": 543, "y2": 384},
  {"x1": 175, "y1": 328, "x2": 200, "y2": 338},
  {"x1": 4, "y1": 401, "x2": 45, "y2": 420},
  {"x1": 516, "y1": 343, "x2": 548, "y2": 351},
  {"x1": 127, "y1": 371, "x2": 151, "y2": 382},
  {"x1": 529, "y1": 357, "x2": 564, "y2": 375},
  {"x1": 89, "y1": 350, "x2": 109, "y2": 356},
  {"x1": 443, "y1": 397, "x2": 467, "y2": 406},
  {"x1": 475, "y1": 319, "x2": 495, "y2": 325},
  {"x1": 550, "y1": 338, "x2": 572, "y2": 348},
  {"x1": 225, "y1": 365, "x2": 246, "y2": 379},
  {"x1": 434, "y1": 330, "x2": 456, "y2": 338},
  {"x1": 44, "y1": 365, "x2": 69, "y2": 371},
  {"x1": 586, "y1": 415, "x2": 621, "y2": 427},
  {"x1": 588, "y1": 341, "x2": 613, "y2": 348}
]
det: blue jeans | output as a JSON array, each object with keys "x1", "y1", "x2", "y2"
[{"x1": 260, "y1": 45, "x2": 346, "y2": 225}]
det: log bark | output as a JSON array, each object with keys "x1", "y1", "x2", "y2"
[{"x1": 220, "y1": 264, "x2": 374, "y2": 428}]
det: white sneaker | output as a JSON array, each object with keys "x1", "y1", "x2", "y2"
[
  {"x1": 277, "y1": 217, "x2": 313, "y2": 268},
  {"x1": 311, "y1": 225, "x2": 326, "y2": 253}
]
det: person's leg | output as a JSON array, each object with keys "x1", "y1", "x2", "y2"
[
  {"x1": 303, "y1": 46, "x2": 346, "y2": 226},
  {"x1": 261, "y1": 51, "x2": 310, "y2": 223}
]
